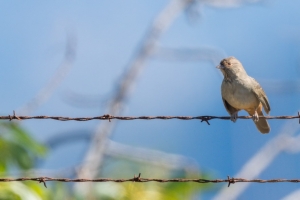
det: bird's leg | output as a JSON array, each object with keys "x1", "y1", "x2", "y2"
[
  {"x1": 230, "y1": 111, "x2": 238, "y2": 122},
  {"x1": 252, "y1": 110, "x2": 259, "y2": 122}
]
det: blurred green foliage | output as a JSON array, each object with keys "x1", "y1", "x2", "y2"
[
  {"x1": 0, "y1": 123, "x2": 211, "y2": 199},
  {"x1": 0, "y1": 122, "x2": 46, "y2": 172},
  {"x1": 0, "y1": 122, "x2": 47, "y2": 200}
]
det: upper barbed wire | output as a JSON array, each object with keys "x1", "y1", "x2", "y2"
[{"x1": 2, "y1": 111, "x2": 300, "y2": 124}]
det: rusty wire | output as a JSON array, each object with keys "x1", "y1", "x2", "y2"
[
  {"x1": 2, "y1": 111, "x2": 300, "y2": 124},
  {"x1": 1, "y1": 174, "x2": 300, "y2": 188}
]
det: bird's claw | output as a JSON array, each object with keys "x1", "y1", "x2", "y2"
[
  {"x1": 230, "y1": 112, "x2": 238, "y2": 122},
  {"x1": 252, "y1": 111, "x2": 259, "y2": 122}
]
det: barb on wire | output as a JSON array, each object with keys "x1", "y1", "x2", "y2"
[
  {"x1": 2, "y1": 175, "x2": 300, "y2": 188},
  {"x1": 227, "y1": 176, "x2": 235, "y2": 187},
  {"x1": 2, "y1": 111, "x2": 300, "y2": 123}
]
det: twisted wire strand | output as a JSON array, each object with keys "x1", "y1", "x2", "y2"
[
  {"x1": 2, "y1": 111, "x2": 300, "y2": 124},
  {"x1": 1, "y1": 175, "x2": 300, "y2": 188}
]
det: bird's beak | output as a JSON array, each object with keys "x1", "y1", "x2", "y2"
[{"x1": 216, "y1": 65, "x2": 223, "y2": 69}]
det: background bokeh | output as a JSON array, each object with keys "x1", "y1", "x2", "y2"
[{"x1": 1, "y1": 0, "x2": 300, "y2": 199}]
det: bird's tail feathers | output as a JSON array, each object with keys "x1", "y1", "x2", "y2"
[{"x1": 254, "y1": 109, "x2": 270, "y2": 134}]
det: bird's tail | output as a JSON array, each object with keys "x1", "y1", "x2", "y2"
[{"x1": 254, "y1": 109, "x2": 270, "y2": 134}]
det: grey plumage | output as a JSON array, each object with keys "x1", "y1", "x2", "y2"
[{"x1": 217, "y1": 57, "x2": 271, "y2": 134}]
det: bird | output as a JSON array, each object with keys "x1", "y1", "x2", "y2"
[{"x1": 217, "y1": 57, "x2": 271, "y2": 133}]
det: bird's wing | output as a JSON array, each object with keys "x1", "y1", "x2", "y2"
[
  {"x1": 250, "y1": 77, "x2": 271, "y2": 114},
  {"x1": 222, "y1": 98, "x2": 239, "y2": 115}
]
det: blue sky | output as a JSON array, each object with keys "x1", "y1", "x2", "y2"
[{"x1": 1, "y1": 1, "x2": 300, "y2": 199}]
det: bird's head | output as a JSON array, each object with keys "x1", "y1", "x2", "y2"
[{"x1": 217, "y1": 57, "x2": 247, "y2": 80}]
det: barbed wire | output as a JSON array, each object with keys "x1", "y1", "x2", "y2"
[
  {"x1": 2, "y1": 111, "x2": 300, "y2": 125},
  {"x1": 2, "y1": 174, "x2": 300, "y2": 188}
]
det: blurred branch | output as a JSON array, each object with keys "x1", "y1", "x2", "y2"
[
  {"x1": 282, "y1": 189, "x2": 300, "y2": 200},
  {"x1": 44, "y1": 132, "x2": 199, "y2": 172},
  {"x1": 77, "y1": 0, "x2": 198, "y2": 180},
  {"x1": 105, "y1": 140, "x2": 199, "y2": 172},
  {"x1": 18, "y1": 34, "x2": 77, "y2": 115},
  {"x1": 152, "y1": 46, "x2": 225, "y2": 65},
  {"x1": 185, "y1": 0, "x2": 202, "y2": 22}
]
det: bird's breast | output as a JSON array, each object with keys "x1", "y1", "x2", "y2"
[{"x1": 221, "y1": 79, "x2": 259, "y2": 110}]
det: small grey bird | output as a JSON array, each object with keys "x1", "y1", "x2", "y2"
[{"x1": 217, "y1": 57, "x2": 271, "y2": 133}]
